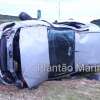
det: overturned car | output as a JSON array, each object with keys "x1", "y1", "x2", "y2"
[{"x1": 0, "y1": 16, "x2": 100, "y2": 89}]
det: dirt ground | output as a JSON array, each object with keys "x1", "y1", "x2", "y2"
[{"x1": 0, "y1": 79, "x2": 100, "y2": 100}]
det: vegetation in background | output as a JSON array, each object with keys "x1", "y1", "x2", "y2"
[
  {"x1": 0, "y1": 14, "x2": 19, "y2": 24},
  {"x1": 91, "y1": 19, "x2": 100, "y2": 27}
]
